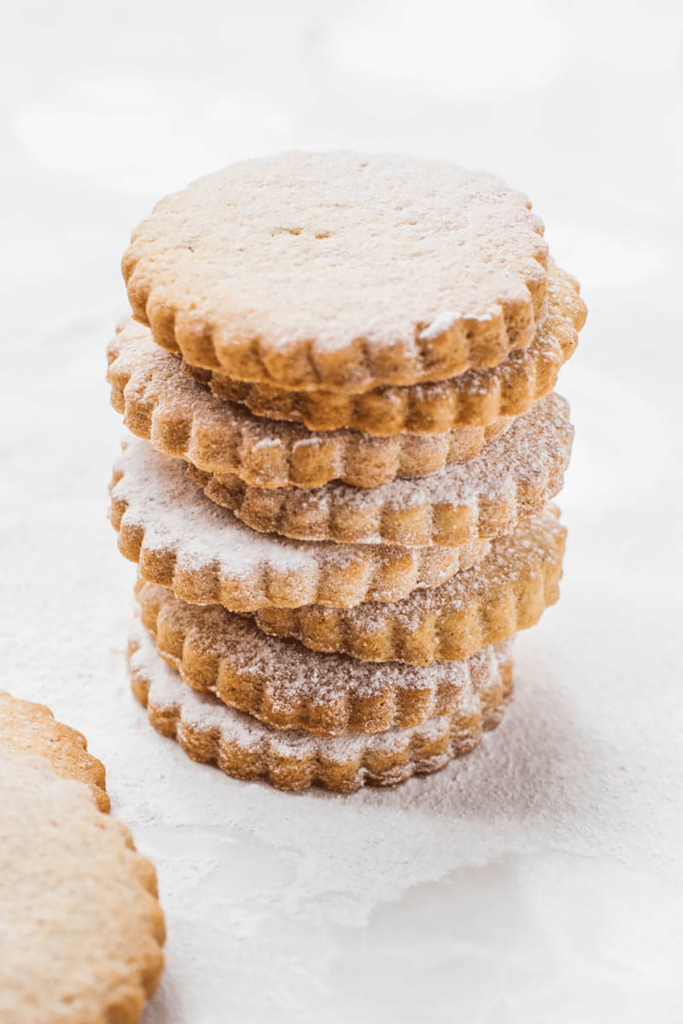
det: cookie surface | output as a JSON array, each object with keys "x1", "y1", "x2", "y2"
[
  {"x1": 110, "y1": 437, "x2": 490, "y2": 611},
  {"x1": 0, "y1": 690, "x2": 109, "y2": 811},
  {"x1": 256, "y1": 508, "x2": 566, "y2": 665},
  {"x1": 107, "y1": 319, "x2": 511, "y2": 489},
  {"x1": 135, "y1": 578, "x2": 512, "y2": 737},
  {"x1": 129, "y1": 624, "x2": 513, "y2": 793},
  {"x1": 122, "y1": 151, "x2": 548, "y2": 392},
  {"x1": 187, "y1": 261, "x2": 586, "y2": 434},
  {"x1": 187, "y1": 393, "x2": 573, "y2": 546},
  {"x1": 0, "y1": 694, "x2": 164, "y2": 1024}
]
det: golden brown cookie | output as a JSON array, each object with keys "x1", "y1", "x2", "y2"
[
  {"x1": 0, "y1": 690, "x2": 110, "y2": 811},
  {"x1": 185, "y1": 261, "x2": 585, "y2": 434},
  {"x1": 255, "y1": 508, "x2": 566, "y2": 665},
  {"x1": 107, "y1": 319, "x2": 512, "y2": 489},
  {"x1": 0, "y1": 693, "x2": 165, "y2": 1024},
  {"x1": 122, "y1": 152, "x2": 548, "y2": 392},
  {"x1": 135, "y1": 577, "x2": 513, "y2": 737},
  {"x1": 110, "y1": 437, "x2": 490, "y2": 611},
  {"x1": 129, "y1": 624, "x2": 513, "y2": 792},
  {"x1": 187, "y1": 393, "x2": 573, "y2": 546}
]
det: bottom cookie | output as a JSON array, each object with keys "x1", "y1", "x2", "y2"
[{"x1": 129, "y1": 624, "x2": 514, "y2": 793}]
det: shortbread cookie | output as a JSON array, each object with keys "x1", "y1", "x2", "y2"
[
  {"x1": 107, "y1": 319, "x2": 512, "y2": 489},
  {"x1": 0, "y1": 689, "x2": 110, "y2": 811},
  {"x1": 256, "y1": 508, "x2": 566, "y2": 665},
  {"x1": 129, "y1": 625, "x2": 513, "y2": 792},
  {"x1": 122, "y1": 152, "x2": 548, "y2": 392},
  {"x1": 187, "y1": 393, "x2": 573, "y2": 546},
  {"x1": 110, "y1": 438, "x2": 490, "y2": 610},
  {"x1": 136, "y1": 577, "x2": 513, "y2": 736},
  {"x1": 186, "y1": 261, "x2": 586, "y2": 434},
  {"x1": 0, "y1": 694, "x2": 165, "y2": 1024}
]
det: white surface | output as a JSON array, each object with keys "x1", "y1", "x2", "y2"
[{"x1": 1, "y1": 2, "x2": 683, "y2": 1022}]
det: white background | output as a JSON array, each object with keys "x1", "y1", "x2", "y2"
[{"x1": 1, "y1": 1, "x2": 682, "y2": 1021}]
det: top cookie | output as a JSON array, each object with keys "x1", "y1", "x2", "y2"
[{"x1": 122, "y1": 152, "x2": 548, "y2": 393}]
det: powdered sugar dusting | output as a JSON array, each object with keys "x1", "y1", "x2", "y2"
[
  {"x1": 131, "y1": 622, "x2": 506, "y2": 761},
  {"x1": 107, "y1": 319, "x2": 509, "y2": 487},
  {"x1": 248, "y1": 393, "x2": 573, "y2": 513},
  {"x1": 112, "y1": 438, "x2": 330, "y2": 574},
  {"x1": 419, "y1": 310, "x2": 460, "y2": 341},
  {"x1": 189, "y1": 262, "x2": 585, "y2": 435},
  {"x1": 258, "y1": 507, "x2": 563, "y2": 636},
  {"x1": 110, "y1": 438, "x2": 491, "y2": 599},
  {"x1": 126, "y1": 151, "x2": 547, "y2": 359},
  {"x1": 137, "y1": 578, "x2": 512, "y2": 711}
]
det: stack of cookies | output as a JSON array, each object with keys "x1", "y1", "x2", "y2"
[{"x1": 107, "y1": 152, "x2": 586, "y2": 792}]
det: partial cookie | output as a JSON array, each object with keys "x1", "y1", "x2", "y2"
[
  {"x1": 0, "y1": 694, "x2": 165, "y2": 1024},
  {"x1": 110, "y1": 437, "x2": 490, "y2": 611},
  {"x1": 256, "y1": 508, "x2": 566, "y2": 665},
  {"x1": 107, "y1": 319, "x2": 513, "y2": 489},
  {"x1": 0, "y1": 690, "x2": 110, "y2": 811},
  {"x1": 129, "y1": 624, "x2": 513, "y2": 792},
  {"x1": 187, "y1": 393, "x2": 573, "y2": 546},
  {"x1": 122, "y1": 152, "x2": 548, "y2": 392},
  {"x1": 186, "y1": 261, "x2": 586, "y2": 434},
  {"x1": 135, "y1": 577, "x2": 513, "y2": 737}
]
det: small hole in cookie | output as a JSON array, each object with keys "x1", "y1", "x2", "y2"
[
  {"x1": 315, "y1": 231, "x2": 332, "y2": 240},
  {"x1": 272, "y1": 227, "x2": 302, "y2": 236}
]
